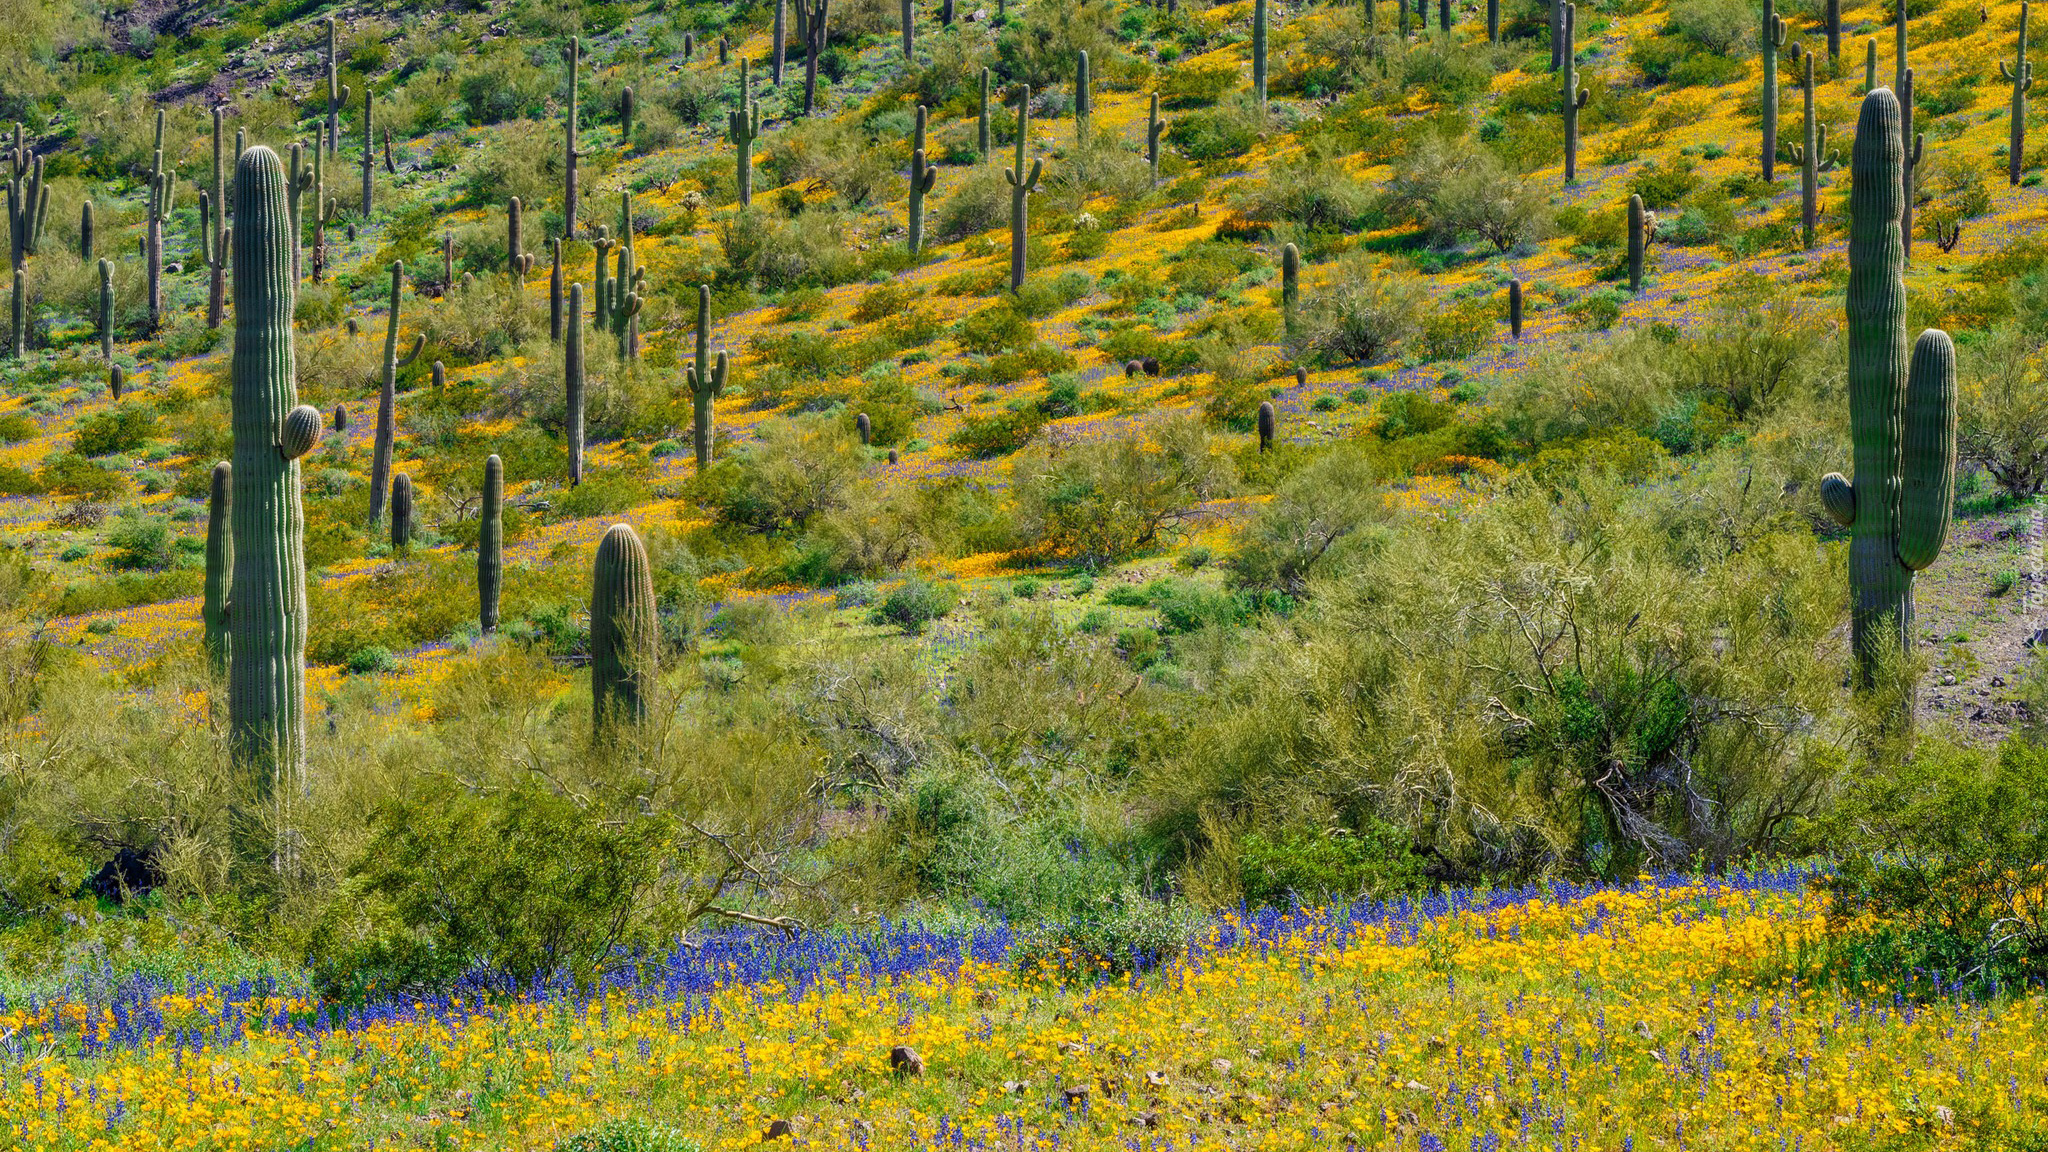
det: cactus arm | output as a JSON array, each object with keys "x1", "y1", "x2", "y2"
[{"x1": 1896, "y1": 329, "x2": 1956, "y2": 571}]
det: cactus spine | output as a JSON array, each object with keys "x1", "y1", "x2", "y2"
[
  {"x1": 1763, "y1": 0, "x2": 1786, "y2": 182},
  {"x1": 686, "y1": 284, "x2": 728, "y2": 468},
  {"x1": 1820, "y1": 88, "x2": 1957, "y2": 691},
  {"x1": 1280, "y1": 242, "x2": 1299, "y2": 333},
  {"x1": 368, "y1": 262, "x2": 424, "y2": 526},
  {"x1": 908, "y1": 105, "x2": 936, "y2": 255},
  {"x1": 1257, "y1": 401, "x2": 1275, "y2": 453},
  {"x1": 98, "y1": 258, "x2": 113, "y2": 361},
  {"x1": 1508, "y1": 277, "x2": 1524, "y2": 339},
  {"x1": 979, "y1": 68, "x2": 993, "y2": 162},
  {"x1": 323, "y1": 17, "x2": 347, "y2": 157},
  {"x1": 479, "y1": 454, "x2": 503, "y2": 635},
  {"x1": 567, "y1": 282, "x2": 586, "y2": 485},
  {"x1": 1627, "y1": 194, "x2": 1645, "y2": 294},
  {"x1": 389, "y1": 474, "x2": 413, "y2": 552},
  {"x1": 729, "y1": 57, "x2": 759, "y2": 207},
  {"x1": 1789, "y1": 51, "x2": 1839, "y2": 250},
  {"x1": 565, "y1": 37, "x2": 582, "y2": 239},
  {"x1": 591, "y1": 523, "x2": 657, "y2": 736},
  {"x1": 1147, "y1": 92, "x2": 1164, "y2": 187},
  {"x1": 1251, "y1": 0, "x2": 1267, "y2": 116},
  {"x1": 1561, "y1": 4, "x2": 1589, "y2": 185},
  {"x1": 2004, "y1": 1, "x2": 2033, "y2": 187},
  {"x1": 1007, "y1": 84, "x2": 1043, "y2": 294},
  {"x1": 1076, "y1": 51, "x2": 1093, "y2": 146},
  {"x1": 227, "y1": 145, "x2": 318, "y2": 828},
  {"x1": 204, "y1": 461, "x2": 231, "y2": 678}
]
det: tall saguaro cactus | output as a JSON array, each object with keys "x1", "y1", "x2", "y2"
[
  {"x1": 591, "y1": 523, "x2": 657, "y2": 736},
  {"x1": 1076, "y1": 51, "x2": 1093, "y2": 145},
  {"x1": 908, "y1": 105, "x2": 937, "y2": 254},
  {"x1": 729, "y1": 57, "x2": 760, "y2": 207},
  {"x1": 1508, "y1": 278, "x2": 1524, "y2": 339},
  {"x1": 774, "y1": 0, "x2": 788, "y2": 85},
  {"x1": 145, "y1": 140, "x2": 173, "y2": 333},
  {"x1": 1279, "y1": 242, "x2": 1299, "y2": 333},
  {"x1": 1627, "y1": 194, "x2": 1646, "y2": 293},
  {"x1": 360, "y1": 86, "x2": 376, "y2": 216},
  {"x1": 2004, "y1": 1, "x2": 2033, "y2": 187},
  {"x1": 804, "y1": 0, "x2": 830, "y2": 117},
  {"x1": 607, "y1": 192, "x2": 644, "y2": 361},
  {"x1": 204, "y1": 461, "x2": 231, "y2": 678},
  {"x1": 1252, "y1": 0, "x2": 1268, "y2": 116},
  {"x1": 1789, "y1": 51, "x2": 1839, "y2": 249},
  {"x1": 1826, "y1": 0, "x2": 1842, "y2": 61},
  {"x1": 208, "y1": 108, "x2": 227, "y2": 328},
  {"x1": 979, "y1": 68, "x2": 993, "y2": 162},
  {"x1": 901, "y1": 0, "x2": 915, "y2": 59},
  {"x1": 508, "y1": 196, "x2": 529, "y2": 279},
  {"x1": 1762, "y1": 0, "x2": 1786, "y2": 182},
  {"x1": 78, "y1": 200, "x2": 92, "y2": 261},
  {"x1": 227, "y1": 145, "x2": 320, "y2": 826},
  {"x1": 368, "y1": 262, "x2": 424, "y2": 526},
  {"x1": 97, "y1": 258, "x2": 113, "y2": 361},
  {"x1": 5, "y1": 123, "x2": 48, "y2": 272},
  {"x1": 1899, "y1": 67, "x2": 1923, "y2": 262},
  {"x1": 565, "y1": 37, "x2": 583, "y2": 239},
  {"x1": 286, "y1": 142, "x2": 310, "y2": 284},
  {"x1": 550, "y1": 237, "x2": 564, "y2": 343},
  {"x1": 479, "y1": 454, "x2": 503, "y2": 635},
  {"x1": 1007, "y1": 84, "x2": 1044, "y2": 293},
  {"x1": 567, "y1": 282, "x2": 586, "y2": 484},
  {"x1": 1147, "y1": 92, "x2": 1164, "y2": 187},
  {"x1": 1819, "y1": 88, "x2": 1957, "y2": 691},
  {"x1": 686, "y1": 284, "x2": 728, "y2": 469},
  {"x1": 1560, "y1": 4, "x2": 1589, "y2": 185},
  {"x1": 8, "y1": 268, "x2": 21, "y2": 359},
  {"x1": 324, "y1": 18, "x2": 347, "y2": 157}
]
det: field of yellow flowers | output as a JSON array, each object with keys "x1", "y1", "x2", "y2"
[{"x1": 3, "y1": 871, "x2": 2042, "y2": 1150}]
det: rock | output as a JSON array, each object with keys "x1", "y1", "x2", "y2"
[
  {"x1": 762, "y1": 1118, "x2": 793, "y2": 1140},
  {"x1": 1992, "y1": 676, "x2": 2006, "y2": 688},
  {"x1": 1145, "y1": 1070, "x2": 1170, "y2": 1087},
  {"x1": 889, "y1": 1045, "x2": 924, "y2": 1075},
  {"x1": 1211, "y1": 1058, "x2": 1233, "y2": 1075},
  {"x1": 2029, "y1": 628, "x2": 2048, "y2": 648},
  {"x1": 1061, "y1": 1084, "x2": 1090, "y2": 1107}
]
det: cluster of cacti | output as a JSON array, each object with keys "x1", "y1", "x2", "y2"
[
  {"x1": 6, "y1": 123, "x2": 48, "y2": 272},
  {"x1": 591, "y1": 523, "x2": 657, "y2": 736},
  {"x1": 323, "y1": 17, "x2": 348, "y2": 156},
  {"x1": 1789, "y1": 52, "x2": 1840, "y2": 250},
  {"x1": 1560, "y1": 4, "x2": 1589, "y2": 185},
  {"x1": 1279, "y1": 242, "x2": 1299, "y2": 334},
  {"x1": 565, "y1": 37, "x2": 583, "y2": 239},
  {"x1": 146, "y1": 113, "x2": 173, "y2": 333},
  {"x1": 1627, "y1": 195, "x2": 1645, "y2": 294},
  {"x1": 368, "y1": 262, "x2": 424, "y2": 526},
  {"x1": 1006, "y1": 84, "x2": 1043, "y2": 293},
  {"x1": 567, "y1": 282, "x2": 586, "y2": 485},
  {"x1": 389, "y1": 474, "x2": 413, "y2": 552},
  {"x1": 1508, "y1": 278, "x2": 1524, "y2": 339},
  {"x1": 1819, "y1": 88, "x2": 1956, "y2": 691},
  {"x1": 226, "y1": 145, "x2": 320, "y2": 826},
  {"x1": 1257, "y1": 401, "x2": 1275, "y2": 453},
  {"x1": 309, "y1": 142, "x2": 339, "y2": 284},
  {"x1": 907, "y1": 105, "x2": 937, "y2": 255},
  {"x1": 2005, "y1": 1, "x2": 2033, "y2": 187},
  {"x1": 479, "y1": 454, "x2": 503, "y2": 635},
  {"x1": 1762, "y1": 0, "x2": 1786, "y2": 182},
  {"x1": 730, "y1": 57, "x2": 760, "y2": 207},
  {"x1": 686, "y1": 284, "x2": 729, "y2": 468}
]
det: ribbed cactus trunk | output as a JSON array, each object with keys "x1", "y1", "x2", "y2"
[
  {"x1": 908, "y1": 105, "x2": 936, "y2": 254},
  {"x1": 2005, "y1": 2, "x2": 2033, "y2": 187},
  {"x1": 1762, "y1": 0, "x2": 1786, "y2": 183},
  {"x1": 1280, "y1": 242, "x2": 1299, "y2": 334},
  {"x1": 1866, "y1": 38, "x2": 1877, "y2": 91},
  {"x1": 549, "y1": 238, "x2": 563, "y2": 343},
  {"x1": 567, "y1": 282, "x2": 585, "y2": 485},
  {"x1": 1547, "y1": 0, "x2": 1559, "y2": 70},
  {"x1": 774, "y1": 0, "x2": 787, "y2": 85},
  {"x1": 97, "y1": 258, "x2": 112, "y2": 361},
  {"x1": 901, "y1": 0, "x2": 914, "y2": 59},
  {"x1": 1147, "y1": 92, "x2": 1163, "y2": 187},
  {"x1": 479, "y1": 454, "x2": 503, "y2": 635},
  {"x1": 1007, "y1": 85, "x2": 1043, "y2": 294},
  {"x1": 730, "y1": 58, "x2": 759, "y2": 207},
  {"x1": 1076, "y1": 51, "x2": 1093, "y2": 145},
  {"x1": 1257, "y1": 401, "x2": 1275, "y2": 453},
  {"x1": 1826, "y1": 0, "x2": 1841, "y2": 61},
  {"x1": 1626, "y1": 194, "x2": 1645, "y2": 294},
  {"x1": 204, "y1": 461, "x2": 231, "y2": 679},
  {"x1": 591, "y1": 523, "x2": 657, "y2": 737},
  {"x1": 207, "y1": 108, "x2": 227, "y2": 328},
  {"x1": 1900, "y1": 67, "x2": 1921, "y2": 262},
  {"x1": 8, "y1": 268, "x2": 21, "y2": 359},
  {"x1": 1251, "y1": 0, "x2": 1267, "y2": 116},
  {"x1": 1508, "y1": 278, "x2": 1523, "y2": 339},
  {"x1": 227, "y1": 146, "x2": 318, "y2": 842},
  {"x1": 686, "y1": 283, "x2": 728, "y2": 469},
  {"x1": 1792, "y1": 52, "x2": 1838, "y2": 249},
  {"x1": 804, "y1": 0, "x2": 829, "y2": 117},
  {"x1": 619, "y1": 87, "x2": 634, "y2": 147},
  {"x1": 508, "y1": 196, "x2": 524, "y2": 278},
  {"x1": 1488, "y1": 0, "x2": 1500, "y2": 43},
  {"x1": 389, "y1": 474, "x2": 412, "y2": 551},
  {"x1": 146, "y1": 133, "x2": 169, "y2": 334},
  {"x1": 1821, "y1": 88, "x2": 1957, "y2": 691},
  {"x1": 565, "y1": 37, "x2": 582, "y2": 239},
  {"x1": 286, "y1": 143, "x2": 307, "y2": 285},
  {"x1": 78, "y1": 200, "x2": 91, "y2": 261},
  {"x1": 1561, "y1": 5, "x2": 1588, "y2": 185},
  {"x1": 311, "y1": 143, "x2": 327, "y2": 283},
  {"x1": 856, "y1": 411, "x2": 871, "y2": 446},
  {"x1": 368, "y1": 263, "x2": 423, "y2": 527},
  {"x1": 979, "y1": 69, "x2": 993, "y2": 163},
  {"x1": 324, "y1": 18, "x2": 345, "y2": 157}
]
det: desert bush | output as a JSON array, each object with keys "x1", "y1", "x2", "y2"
[
  {"x1": 702, "y1": 416, "x2": 863, "y2": 534},
  {"x1": 932, "y1": 164, "x2": 1011, "y2": 243},
  {"x1": 1678, "y1": 272, "x2": 1830, "y2": 420},
  {"x1": 1286, "y1": 256, "x2": 1424, "y2": 367},
  {"x1": 1958, "y1": 324, "x2": 2048, "y2": 498},
  {"x1": 1009, "y1": 417, "x2": 1234, "y2": 565},
  {"x1": 1385, "y1": 135, "x2": 1549, "y2": 252}
]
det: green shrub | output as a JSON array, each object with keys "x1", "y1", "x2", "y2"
[
  {"x1": 1010, "y1": 418, "x2": 1235, "y2": 566},
  {"x1": 71, "y1": 405, "x2": 158, "y2": 457},
  {"x1": 870, "y1": 577, "x2": 957, "y2": 634},
  {"x1": 557, "y1": 1120, "x2": 701, "y2": 1152},
  {"x1": 103, "y1": 514, "x2": 177, "y2": 572},
  {"x1": 947, "y1": 407, "x2": 1049, "y2": 458},
  {"x1": 1167, "y1": 99, "x2": 1263, "y2": 161},
  {"x1": 1237, "y1": 822, "x2": 1429, "y2": 909}
]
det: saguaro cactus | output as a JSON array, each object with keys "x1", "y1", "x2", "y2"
[
  {"x1": 1508, "y1": 278, "x2": 1524, "y2": 339},
  {"x1": 145, "y1": 144, "x2": 173, "y2": 333},
  {"x1": 1561, "y1": 5, "x2": 1589, "y2": 185},
  {"x1": 565, "y1": 37, "x2": 583, "y2": 239},
  {"x1": 908, "y1": 105, "x2": 937, "y2": 255},
  {"x1": 1257, "y1": 401, "x2": 1275, "y2": 453},
  {"x1": 1007, "y1": 84, "x2": 1044, "y2": 293},
  {"x1": 619, "y1": 86, "x2": 634, "y2": 147},
  {"x1": 591, "y1": 523, "x2": 657, "y2": 736},
  {"x1": 286, "y1": 143, "x2": 310, "y2": 284},
  {"x1": 1819, "y1": 88, "x2": 1957, "y2": 690},
  {"x1": 608, "y1": 193, "x2": 644, "y2": 361},
  {"x1": 1488, "y1": 0, "x2": 1501, "y2": 43},
  {"x1": 368, "y1": 262, "x2": 424, "y2": 526},
  {"x1": 4, "y1": 126, "x2": 46, "y2": 271},
  {"x1": 686, "y1": 284, "x2": 728, "y2": 468},
  {"x1": 508, "y1": 196, "x2": 531, "y2": 279},
  {"x1": 1547, "y1": 0, "x2": 1560, "y2": 70},
  {"x1": 204, "y1": 461, "x2": 231, "y2": 678},
  {"x1": 856, "y1": 411, "x2": 872, "y2": 445},
  {"x1": 1147, "y1": 92, "x2": 1164, "y2": 187},
  {"x1": 729, "y1": 57, "x2": 760, "y2": 207},
  {"x1": 97, "y1": 258, "x2": 112, "y2": 361},
  {"x1": 1866, "y1": 37, "x2": 1878, "y2": 90},
  {"x1": 78, "y1": 200, "x2": 92, "y2": 261},
  {"x1": 227, "y1": 145, "x2": 319, "y2": 818},
  {"x1": 310, "y1": 144, "x2": 336, "y2": 284},
  {"x1": 804, "y1": 0, "x2": 830, "y2": 117},
  {"x1": 479, "y1": 454, "x2": 503, "y2": 635},
  {"x1": 323, "y1": 18, "x2": 347, "y2": 157},
  {"x1": 1252, "y1": 0, "x2": 1268, "y2": 116},
  {"x1": 1627, "y1": 194, "x2": 1645, "y2": 293},
  {"x1": 901, "y1": 0, "x2": 915, "y2": 58},
  {"x1": 549, "y1": 237, "x2": 564, "y2": 343},
  {"x1": 1789, "y1": 51, "x2": 1840, "y2": 249},
  {"x1": 8, "y1": 268, "x2": 21, "y2": 358},
  {"x1": 389, "y1": 474, "x2": 413, "y2": 552},
  {"x1": 1900, "y1": 67, "x2": 1923, "y2": 262},
  {"x1": 774, "y1": 0, "x2": 788, "y2": 85},
  {"x1": 1895, "y1": 0, "x2": 1909, "y2": 89},
  {"x1": 1280, "y1": 242, "x2": 1299, "y2": 333},
  {"x1": 1762, "y1": 0, "x2": 1786, "y2": 182},
  {"x1": 979, "y1": 68, "x2": 993, "y2": 162},
  {"x1": 1826, "y1": 0, "x2": 1842, "y2": 60},
  {"x1": 2004, "y1": 0, "x2": 2033, "y2": 187},
  {"x1": 567, "y1": 282, "x2": 586, "y2": 485},
  {"x1": 206, "y1": 109, "x2": 227, "y2": 328},
  {"x1": 1076, "y1": 51, "x2": 1093, "y2": 145}
]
